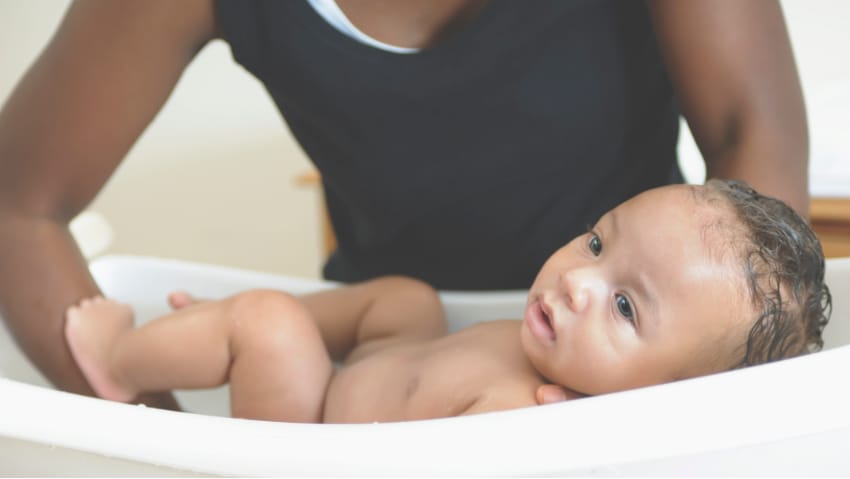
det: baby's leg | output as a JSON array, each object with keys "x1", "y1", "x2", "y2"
[{"x1": 65, "y1": 291, "x2": 333, "y2": 422}]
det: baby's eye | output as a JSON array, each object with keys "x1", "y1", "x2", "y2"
[
  {"x1": 615, "y1": 294, "x2": 634, "y2": 322},
  {"x1": 588, "y1": 233, "x2": 602, "y2": 256}
]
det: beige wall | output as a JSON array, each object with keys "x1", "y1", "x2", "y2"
[{"x1": 1, "y1": 1, "x2": 848, "y2": 279}]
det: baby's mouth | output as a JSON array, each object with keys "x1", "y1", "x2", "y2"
[
  {"x1": 540, "y1": 301, "x2": 556, "y2": 333},
  {"x1": 526, "y1": 299, "x2": 556, "y2": 343}
]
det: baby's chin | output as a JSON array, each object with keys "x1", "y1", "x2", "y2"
[{"x1": 518, "y1": 325, "x2": 566, "y2": 385}]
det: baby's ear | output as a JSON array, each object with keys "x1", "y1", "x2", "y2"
[{"x1": 535, "y1": 384, "x2": 569, "y2": 405}]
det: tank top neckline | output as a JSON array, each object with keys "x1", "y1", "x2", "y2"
[
  {"x1": 306, "y1": 0, "x2": 420, "y2": 54},
  {"x1": 290, "y1": 0, "x2": 503, "y2": 62}
]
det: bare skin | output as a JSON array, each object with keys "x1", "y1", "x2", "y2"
[
  {"x1": 66, "y1": 277, "x2": 551, "y2": 422},
  {"x1": 64, "y1": 185, "x2": 748, "y2": 423},
  {"x1": 1, "y1": 0, "x2": 806, "y2": 406}
]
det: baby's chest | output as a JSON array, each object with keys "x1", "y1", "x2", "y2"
[{"x1": 322, "y1": 344, "x2": 530, "y2": 423}]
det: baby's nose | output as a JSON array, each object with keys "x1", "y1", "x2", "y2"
[{"x1": 560, "y1": 268, "x2": 606, "y2": 313}]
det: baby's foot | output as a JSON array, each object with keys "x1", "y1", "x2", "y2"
[{"x1": 64, "y1": 296, "x2": 137, "y2": 402}]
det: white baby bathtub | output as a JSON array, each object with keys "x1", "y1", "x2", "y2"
[{"x1": 1, "y1": 254, "x2": 849, "y2": 476}]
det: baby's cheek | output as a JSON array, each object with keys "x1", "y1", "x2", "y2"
[{"x1": 570, "y1": 346, "x2": 632, "y2": 394}]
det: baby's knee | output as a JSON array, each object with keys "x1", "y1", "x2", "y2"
[{"x1": 225, "y1": 290, "x2": 316, "y2": 347}]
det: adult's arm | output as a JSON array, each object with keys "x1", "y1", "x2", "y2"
[
  {"x1": 648, "y1": 0, "x2": 809, "y2": 217},
  {"x1": 0, "y1": 0, "x2": 217, "y2": 407}
]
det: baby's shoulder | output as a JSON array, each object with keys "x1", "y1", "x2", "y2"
[
  {"x1": 449, "y1": 319, "x2": 527, "y2": 357},
  {"x1": 458, "y1": 378, "x2": 541, "y2": 416}
]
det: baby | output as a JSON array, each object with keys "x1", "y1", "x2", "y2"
[{"x1": 64, "y1": 179, "x2": 831, "y2": 423}]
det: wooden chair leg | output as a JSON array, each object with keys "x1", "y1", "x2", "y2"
[
  {"x1": 295, "y1": 171, "x2": 337, "y2": 258},
  {"x1": 811, "y1": 198, "x2": 850, "y2": 258}
]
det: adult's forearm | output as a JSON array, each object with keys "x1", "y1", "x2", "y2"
[
  {"x1": 0, "y1": 213, "x2": 99, "y2": 392},
  {"x1": 0, "y1": 213, "x2": 180, "y2": 409}
]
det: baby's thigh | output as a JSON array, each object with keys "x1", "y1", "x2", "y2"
[{"x1": 225, "y1": 290, "x2": 333, "y2": 421}]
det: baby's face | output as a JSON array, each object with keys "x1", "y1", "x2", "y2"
[{"x1": 521, "y1": 185, "x2": 748, "y2": 395}]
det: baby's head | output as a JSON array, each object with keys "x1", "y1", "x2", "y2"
[{"x1": 521, "y1": 179, "x2": 831, "y2": 396}]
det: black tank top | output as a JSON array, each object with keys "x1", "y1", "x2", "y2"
[{"x1": 215, "y1": 0, "x2": 681, "y2": 290}]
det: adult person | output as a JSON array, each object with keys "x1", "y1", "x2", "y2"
[{"x1": 0, "y1": 0, "x2": 808, "y2": 411}]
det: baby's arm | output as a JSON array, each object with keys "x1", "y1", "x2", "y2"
[{"x1": 298, "y1": 276, "x2": 447, "y2": 362}]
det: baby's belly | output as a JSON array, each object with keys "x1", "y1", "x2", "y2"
[{"x1": 322, "y1": 344, "x2": 474, "y2": 423}]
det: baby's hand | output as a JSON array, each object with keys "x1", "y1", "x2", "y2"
[
  {"x1": 535, "y1": 384, "x2": 583, "y2": 405},
  {"x1": 167, "y1": 290, "x2": 202, "y2": 310}
]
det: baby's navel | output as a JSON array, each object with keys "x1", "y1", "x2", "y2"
[{"x1": 404, "y1": 375, "x2": 420, "y2": 399}]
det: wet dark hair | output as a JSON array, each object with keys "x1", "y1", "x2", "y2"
[{"x1": 705, "y1": 179, "x2": 831, "y2": 367}]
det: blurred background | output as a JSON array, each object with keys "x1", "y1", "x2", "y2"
[{"x1": 1, "y1": 0, "x2": 848, "y2": 279}]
